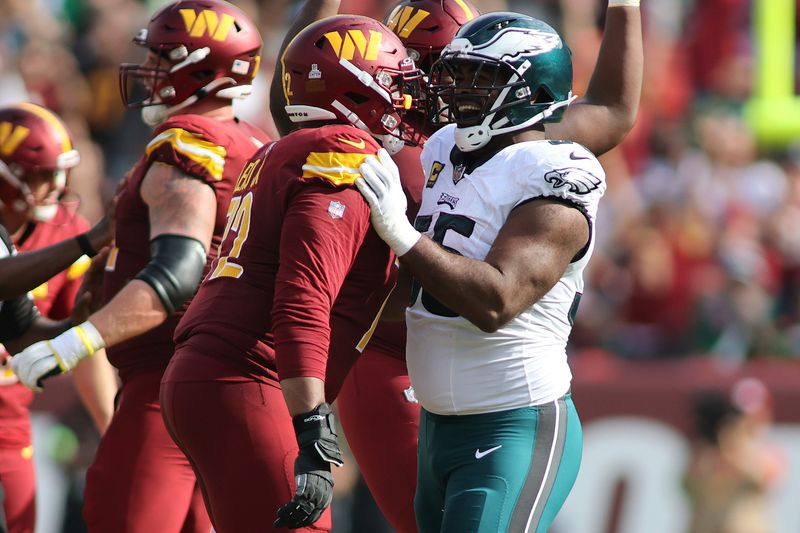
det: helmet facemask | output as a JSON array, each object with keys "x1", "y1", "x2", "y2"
[
  {"x1": 0, "y1": 162, "x2": 72, "y2": 222},
  {"x1": 119, "y1": 33, "x2": 177, "y2": 110},
  {"x1": 425, "y1": 13, "x2": 577, "y2": 152},
  {"x1": 120, "y1": 35, "x2": 223, "y2": 125},
  {"x1": 119, "y1": 13, "x2": 259, "y2": 127},
  {"x1": 429, "y1": 54, "x2": 574, "y2": 152},
  {"x1": 378, "y1": 60, "x2": 426, "y2": 149}
]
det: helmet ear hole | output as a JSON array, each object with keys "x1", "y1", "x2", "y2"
[
  {"x1": 191, "y1": 70, "x2": 214, "y2": 82},
  {"x1": 345, "y1": 92, "x2": 370, "y2": 105},
  {"x1": 531, "y1": 87, "x2": 555, "y2": 105}
]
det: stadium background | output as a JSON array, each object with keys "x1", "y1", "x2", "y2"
[{"x1": 1, "y1": 0, "x2": 798, "y2": 531}]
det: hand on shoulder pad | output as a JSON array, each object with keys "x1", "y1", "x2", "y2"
[{"x1": 356, "y1": 148, "x2": 421, "y2": 256}]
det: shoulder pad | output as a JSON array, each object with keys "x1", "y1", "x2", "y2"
[
  {"x1": 298, "y1": 126, "x2": 381, "y2": 187},
  {"x1": 146, "y1": 125, "x2": 227, "y2": 182}
]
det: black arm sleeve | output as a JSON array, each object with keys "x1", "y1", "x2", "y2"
[
  {"x1": 133, "y1": 234, "x2": 207, "y2": 315},
  {"x1": 0, "y1": 224, "x2": 38, "y2": 343},
  {"x1": 0, "y1": 295, "x2": 38, "y2": 344}
]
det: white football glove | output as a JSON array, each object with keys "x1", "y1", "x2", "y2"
[
  {"x1": 11, "y1": 321, "x2": 105, "y2": 391},
  {"x1": 356, "y1": 148, "x2": 421, "y2": 256}
]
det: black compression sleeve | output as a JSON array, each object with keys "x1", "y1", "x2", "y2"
[
  {"x1": 0, "y1": 295, "x2": 38, "y2": 344},
  {"x1": 134, "y1": 234, "x2": 207, "y2": 315}
]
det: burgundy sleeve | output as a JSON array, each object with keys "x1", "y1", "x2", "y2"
[{"x1": 273, "y1": 184, "x2": 371, "y2": 382}]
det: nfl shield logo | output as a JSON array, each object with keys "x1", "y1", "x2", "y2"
[
  {"x1": 453, "y1": 164, "x2": 466, "y2": 184},
  {"x1": 328, "y1": 200, "x2": 346, "y2": 219}
]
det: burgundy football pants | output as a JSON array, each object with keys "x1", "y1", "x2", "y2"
[
  {"x1": 0, "y1": 445, "x2": 34, "y2": 533},
  {"x1": 83, "y1": 370, "x2": 210, "y2": 533},
  {"x1": 336, "y1": 349, "x2": 420, "y2": 533},
  {"x1": 161, "y1": 348, "x2": 331, "y2": 533}
]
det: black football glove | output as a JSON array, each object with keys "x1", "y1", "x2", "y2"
[{"x1": 274, "y1": 403, "x2": 343, "y2": 529}]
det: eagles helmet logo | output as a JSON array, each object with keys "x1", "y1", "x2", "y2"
[
  {"x1": 463, "y1": 28, "x2": 562, "y2": 61},
  {"x1": 544, "y1": 167, "x2": 601, "y2": 195}
]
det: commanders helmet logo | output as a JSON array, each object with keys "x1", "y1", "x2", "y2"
[
  {"x1": 0, "y1": 122, "x2": 30, "y2": 157},
  {"x1": 324, "y1": 30, "x2": 383, "y2": 61},
  {"x1": 179, "y1": 9, "x2": 235, "y2": 41}
]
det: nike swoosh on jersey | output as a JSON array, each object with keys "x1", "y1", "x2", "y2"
[
  {"x1": 337, "y1": 137, "x2": 366, "y2": 149},
  {"x1": 474, "y1": 445, "x2": 502, "y2": 459},
  {"x1": 569, "y1": 151, "x2": 591, "y2": 161}
]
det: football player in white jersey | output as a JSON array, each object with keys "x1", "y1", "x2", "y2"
[{"x1": 356, "y1": 12, "x2": 609, "y2": 533}]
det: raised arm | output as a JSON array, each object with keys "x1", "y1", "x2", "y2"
[
  {"x1": 545, "y1": 3, "x2": 643, "y2": 155},
  {"x1": 269, "y1": 0, "x2": 342, "y2": 137}
]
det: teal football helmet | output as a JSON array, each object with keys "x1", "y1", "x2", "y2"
[{"x1": 429, "y1": 12, "x2": 575, "y2": 152}]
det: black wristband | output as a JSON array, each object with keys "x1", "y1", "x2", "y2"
[
  {"x1": 75, "y1": 233, "x2": 97, "y2": 258},
  {"x1": 292, "y1": 403, "x2": 344, "y2": 467}
]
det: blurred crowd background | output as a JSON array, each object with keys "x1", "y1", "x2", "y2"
[{"x1": 1, "y1": 0, "x2": 798, "y2": 531}]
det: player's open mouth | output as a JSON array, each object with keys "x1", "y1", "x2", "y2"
[
  {"x1": 457, "y1": 102, "x2": 482, "y2": 113},
  {"x1": 454, "y1": 99, "x2": 485, "y2": 120}
]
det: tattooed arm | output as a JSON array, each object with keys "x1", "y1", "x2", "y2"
[{"x1": 87, "y1": 163, "x2": 216, "y2": 347}]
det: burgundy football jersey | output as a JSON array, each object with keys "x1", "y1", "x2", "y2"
[
  {"x1": 174, "y1": 124, "x2": 396, "y2": 399},
  {"x1": 18, "y1": 206, "x2": 91, "y2": 318},
  {"x1": 103, "y1": 114, "x2": 270, "y2": 380},
  {"x1": 364, "y1": 144, "x2": 424, "y2": 360}
]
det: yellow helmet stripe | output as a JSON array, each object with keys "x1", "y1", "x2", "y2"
[
  {"x1": 15, "y1": 102, "x2": 72, "y2": 152},
  {"x1": 453, "y1": 0, "x2": 477, "y2": 21}
]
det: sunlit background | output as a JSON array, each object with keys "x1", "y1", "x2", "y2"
[{"x1": 1, "y1": 0, "x2": 799, "y2": 531}]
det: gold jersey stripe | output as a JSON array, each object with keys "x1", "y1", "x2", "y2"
[
  {"x1": 104, "y1": 246, "x2": 119, "y2": 272},
  {"x1": 146, "y1": 128, "x2": 227, "y2": 181},
  {"x1": 301, "y1": 152, "x2": 374, "y2": 186},
  {"x1": 356, "y1": 288, "x2": 393, "y2": 352},
  {"x1": 31, "y1": 282, "x2": 47, "y2": 300},
  {"x1": 20, "y1": 445, "x2": 33, "y2": 460},
  {"x1": 67, "y1": 254, "x2": 92, "y2": 280}
]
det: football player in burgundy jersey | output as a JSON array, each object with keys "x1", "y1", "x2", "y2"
[
  {"x1": 0, "y1": 102, "x2": 116, "y2": 533},
  {"x1": 10, "y1": 2, "x2": 269, "y2": 531},
  {"x1": 0, "y1": 104, "x2": 111, "y2": 307},
  {"x1": 265, "y1": 1, "x2": 643, "y2": 532},
  {"x1": 163, "y1": 15, "x2": 423, "y2": 532}
]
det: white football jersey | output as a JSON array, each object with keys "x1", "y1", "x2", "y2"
[{"x1": 406, "y1": 124, "x2": 606, "y2": 415}]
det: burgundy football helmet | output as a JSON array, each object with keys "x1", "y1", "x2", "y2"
[
  {"x1": 385, "y1": 0, "x2": 480, "y2": 73},
  {"x1": 0, "y1": 103, "x2": 79, "y2": 221},
  {"x1": 384, "y1": 0, "x2": 479, "y2": 142},
  {"x1": 281, "y1": 15, "x2": 423, "y2": 153},
  {"x1": 120, "y1": 0, "x2": 262, "y2": 125}
]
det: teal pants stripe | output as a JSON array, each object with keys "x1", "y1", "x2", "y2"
[{"x1": 415, "y1": 394, "x2": 582, "y2": 533}]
